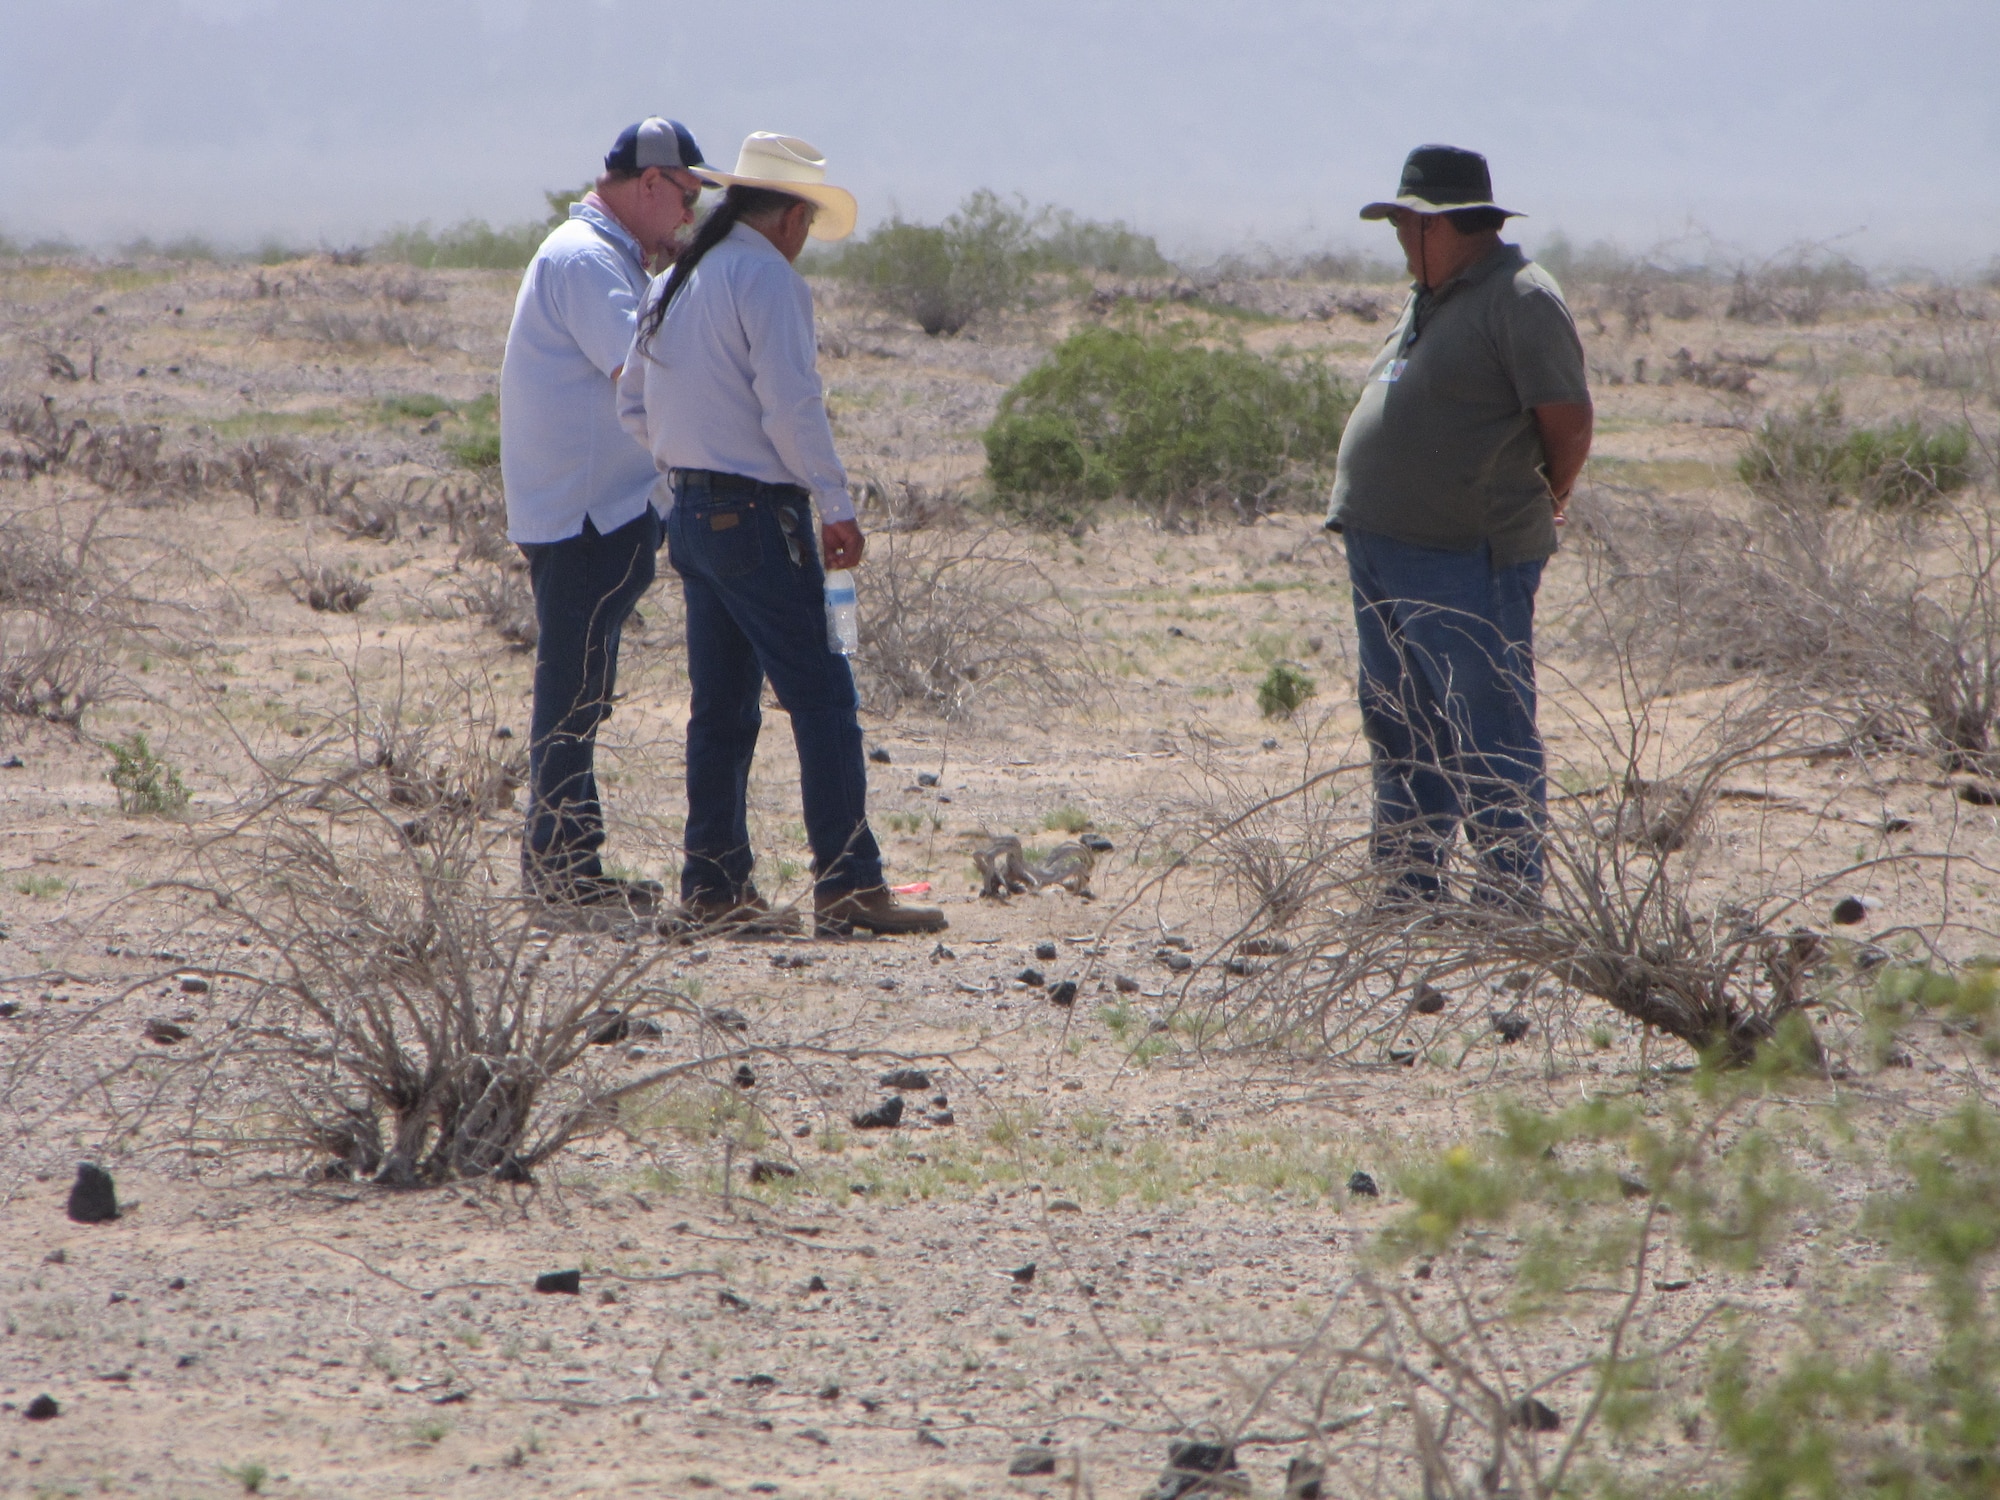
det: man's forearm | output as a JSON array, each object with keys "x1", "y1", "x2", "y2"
[{"x1": 1534, "y1": 401, "x2": 1594, "y2": 503}]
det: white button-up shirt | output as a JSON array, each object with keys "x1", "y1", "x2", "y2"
[
  {"x1": 499, "y1": 201, "x2": 662, "y2": 545},
  {"x1": 616, "y1": 222, "x2": 854, "y2": 523}
]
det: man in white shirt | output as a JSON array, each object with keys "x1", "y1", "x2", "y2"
[
  {"x1": 500, "y1": 117, "x2": 706, "y2": 913},
  {"x1": 618, "y1": 134, "x2": 945, "y2": 937}
]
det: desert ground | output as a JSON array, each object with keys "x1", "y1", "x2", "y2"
[{"x1": 3, "y1": 246, "x2": 1999, "y2": 1499}]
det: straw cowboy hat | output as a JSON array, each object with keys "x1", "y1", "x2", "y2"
[
  {"x1": 695, "y1": 133, "x2": 858, "y2": 241},
  {"x1": 1360, "y1": 144, "x2": 1522, "y2": 221}
]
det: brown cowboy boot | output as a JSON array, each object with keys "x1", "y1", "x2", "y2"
[
  {"x1": 815, "y1": 885, "x2": 948, "y2": 937},
  {"x1": 676, "y1": 886, "x2": 804, "y2": 938}
]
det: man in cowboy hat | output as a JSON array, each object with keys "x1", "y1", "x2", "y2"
[
  {"x1": 1325, "y1": 144, "x2": 1593, "y2": 908},
  {"x1": 617, "y1": 134, "x2": 946, "y2": 937},
  {"x1": 500, "y1": 117, "x2": 709, "y2": 916}
]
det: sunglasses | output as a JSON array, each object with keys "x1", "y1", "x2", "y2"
[{"x1": 654, "y1": 171, "x2": 702, "y2": 210}]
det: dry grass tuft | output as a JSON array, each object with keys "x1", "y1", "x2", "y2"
[{"x1": 854, "y1": 527, "x2": 1091, "y2": 719}]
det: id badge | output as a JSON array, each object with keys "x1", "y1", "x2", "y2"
[{"x1": 1378, "y1": 358, "x2": 1408, "y2": 384}]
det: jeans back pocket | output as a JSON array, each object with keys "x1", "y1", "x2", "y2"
[{"x1": 681, "y1": 500, "x2": 764, "y2": 580}]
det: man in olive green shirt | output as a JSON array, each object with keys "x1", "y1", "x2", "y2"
[{"x1": 1325, "y1": 145, "x2": 1593, "y2": 907}]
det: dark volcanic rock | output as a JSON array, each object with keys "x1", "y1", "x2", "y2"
[
  {"x1": 1141, "y1": 1441, "x2": 1243, "y2": 1500},
  {"x1": 1034, "y1": 941, "x2": 1059, "y2": 962},
  {"x1": 878, "y1": 1068, "x2": 932, "y2": 1091},
  {"x1": 1081, "y1": 833, "x2": 1114, "y2": 852},
  {"x1": 1508, "y1": 1395, "x2": 1563, "y2": 1431},
  {"x1": 1008, "y1": 1447, "x2": 1057, "y2": 1475},
  {"x1": 734, "y1": 1063, "x2": 757, "y2": 1089},
  {"x1": 143, "y1": 1017, "x2": 190, "y2": 1044},
  {"x1": 1048, "y1": 980, "x2": 1078, "y2": 1007},
  {"x1": 1347, "y1": 1170, "x2": 1379, "y2": 1198},
  {"x1": 1008, "y1": 1261, "x2": 1037, "y2": 1284},
  {"x1": 867, "y1": 745, "x2": 892, "y2": 764},
  {"x1": 533, "y1": 1270, "x2": 582, "y2": 1295},
  {"x1": 1410, "y1": 981, "x2": 1446, "y2": 1014},
  {"x1": 747, "y1": 1159, "x2": 798, "y2": 1183},
  {"x1": 852, "y1": 1096, "x2": 904, "y2": 1129},
  {"x1": 24, "y1": 1394, "x2": 59, "y2": 1420},
  {"x1": 1492, "y1": 1009, "x2": 1531, "y2": 1043},
  {"x1": 1114, "y1": 974, "x2": 1141, "y2": 993},
  {"x1": 66, "y1": 1164, "x2": 118, "y2": 1224},
  {"x1": 1016, "y1": 967, "x2": 1046, "y2": 987},
  {"x1": 1284, "y1": 1456, "x2": 1326, "y2": 1499},
  {"x1": 1831, "y1": 895, "x2": 1870, "y2": 926}
]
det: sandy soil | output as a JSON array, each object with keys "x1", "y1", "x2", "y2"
[{"x1": 2, "y1": 253, "x2": 1996, "y2": 1498}]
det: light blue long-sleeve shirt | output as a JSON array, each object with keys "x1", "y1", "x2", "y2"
[
  {"x1": 616, "y1": 223, "x2": 853, "y2": 523},
  {"x1": 499, "y1": 201, "x2": 663, "y2": 545}
]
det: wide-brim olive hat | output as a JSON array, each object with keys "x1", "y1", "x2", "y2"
[{"x1": 1360, "y1": 144, "x2": 1523, "y2": 220}]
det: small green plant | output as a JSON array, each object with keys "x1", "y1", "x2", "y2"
[
  {"x1": 1739, "y1": 393, "x2": 1973, "y2": 507},
  {"x1": 985, "y1": 323, "x2": 1353, "y2": 526},
  {"x1": 106, "y1": 732, "x2": 190, "y2": 816},
  {"x1": 1256, "y1": 661, "x2": 1316, "y2": 720},
  {"x1": 444, "y1": 394, "x2": 499, "y2": 470},
  {"x1": 1043, "y1": 805, "x2": 1091, "y2": 833},
  {"x1": 222, "y1": 1461, "x2": 269, "y2": 1494},
  {"x1": 13, "y1": 873, "x2": 66, "y2": 899},
  {"x1": 409, "y1": 1418, "x2": 451, "y2": 1445}
]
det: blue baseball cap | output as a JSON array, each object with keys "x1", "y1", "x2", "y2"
[{"x1": 605, "y1": 117, "x2": 705, "y2": 175}]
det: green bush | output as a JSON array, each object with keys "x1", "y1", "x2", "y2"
[
  {"x1": 983, "y1": 324, "x2": 1354, "y2": 525},
  {"x1": 106, "y1": 731, "x2": 189, "y2": 817},
  {"x1": 837, "y1": 190, "x2": 1035, "y2": 335},
  {"x1": 1739, "y1": 394, "x2": 1973, "y2": 507},
  {"x1": 1257, "y1": 661, "x2": 1316, "y2": 720},
  {"x1": 375, "y1": 219, "x2": 547, "y2": 271},
  {"x1": 1032, "y1": 210, "x2": 1172, "y2": 276},
  {"x1": 827, "y1": 193, "x2": 1178, "y2": 334}
]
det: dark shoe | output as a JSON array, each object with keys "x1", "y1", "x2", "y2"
[
  {"x1": 816, "y1": 886, "x2": 949, "y2": 937},
  {"x1": 528, "y1": 872, "x2": 666, "y2": 918},
  {"x1": 679, "y1": 887, "x2": 803, "y2": 938}
]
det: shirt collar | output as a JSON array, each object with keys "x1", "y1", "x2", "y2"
[
  {"x1": 569, "y1": 197, "x2": 647, "y2": 274},
  {"x1": 1416, "y1": 241, "x2": 1523, "y2": 302},
  {"x1": 725, "y1": 220, "x2": 789, "y2": 262}
]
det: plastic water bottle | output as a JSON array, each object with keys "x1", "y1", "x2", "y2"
[{"x1": 824, "y1": 569, "x2": 859, "y2": 656}]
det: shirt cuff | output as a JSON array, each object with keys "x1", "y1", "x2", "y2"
[{"x1": 814, "y1": 485, "x2": 856, "y2": 524}]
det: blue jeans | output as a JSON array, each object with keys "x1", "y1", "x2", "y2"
[
  {"x1": 665, "y1": 470, "x2": 883, "y2": 904},
  {"x1": 518, "y1": 509, "x2": 661, "y2": 889},
  {"x1": 1343, "y1": 527, "x2": 1546, "y2": 898}
]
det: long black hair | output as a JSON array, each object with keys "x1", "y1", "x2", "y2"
[{"x1": 638, "y1": 184, "x2": 806, "y2": 349}]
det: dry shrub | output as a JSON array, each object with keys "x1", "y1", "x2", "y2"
[
  {"x1": 454, "y1": 565, "x2": 537, "y2": 649},
  {"x1": 1573, "y1": 486, "x2": 2000, "y2": 775},
  {"x1": 314, "y1": 669, "x2": 526, "y2": 841},
  {"x1": 225, "y1": 437, "x2": 359, "y2": 518},
  {"x1": 1725, "y1": 249, "x2": 1868, "y2": 326},
  {"x1": 853, "y1": 527, "x2": 1089, "y2": 719},
  {"x1": 441, "y1": 477, "x2": 513, "y2": 564},
  {"x1": 0, "y1": 503, "x2": 165, "y2": 724},
  {"x1": 0, "y1": 610, "x2": 111, "y2": 723},
  {"x1": 1145, "y1": 675, "x2": 1939, "y2": 1068},
  {"x1": 285, "y1": 559, "x2": 372, "y2": 613},
  {"x1": 2, "y1": 396, "x2": 207, "y2": 502},
  {"x1": 850, "y1": 475, "x2": 969, "y2": 533},
  {"x1": 154, "y1": 795, "x2": 695, "y2": 1183}
]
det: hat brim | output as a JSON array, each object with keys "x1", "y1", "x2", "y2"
[
  {"x1": 692, "y1": 170, "x2": 858, "y2": 241},
  {"x1": 1360, "y1": 196, "x2": 1523, "y2": 221}
]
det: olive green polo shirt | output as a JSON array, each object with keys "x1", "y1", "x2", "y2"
[{"x1": 1325, "y1": 243, "x2": 1588, "y2": 567}]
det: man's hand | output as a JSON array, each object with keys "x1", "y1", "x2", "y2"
[
  {"x1": 822, "y1": 519, "x2": 865, "y2": 570},
  {"x1": 1534, "y1": 401, "x2": 1594, "y2": 520}
]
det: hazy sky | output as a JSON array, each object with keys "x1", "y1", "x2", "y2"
[{"x1": 4, "y1": 0, "x2": 1996, "y2": 270}]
